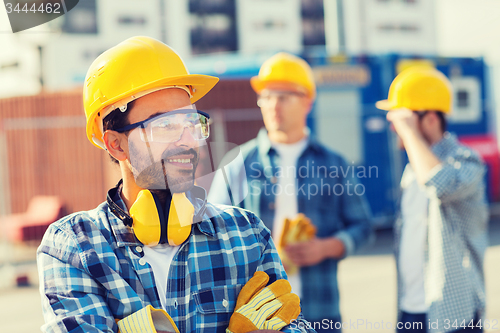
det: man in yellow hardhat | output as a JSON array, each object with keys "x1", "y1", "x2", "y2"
[
  {"x1": 377, "y1": 67, "x2": 487, "y2": 333},
  {"x1": 36, "y1": 37, "x2": 314, "y2": 333},
  {"x1": 209, "y1": 52, "x2": 372, "y2": 331}
]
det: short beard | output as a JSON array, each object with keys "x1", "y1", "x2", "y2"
[{"x1": 129, "y1": 141, "x2": 199, "y2": 193}]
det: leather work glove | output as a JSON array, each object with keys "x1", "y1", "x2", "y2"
[
  {"x1": 278, "y1": 213, "x2": 317, "y2": 275},
  {"x1": 226, "y1": 271, "x2": 301, "y2": 333},
  {"x1": 117, "y1": 305, "x2": 179, "y2": 333}
]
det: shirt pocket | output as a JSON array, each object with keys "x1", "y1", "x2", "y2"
[{"x1": 192, "y1": 284, "x2": 243, "y2": 329}]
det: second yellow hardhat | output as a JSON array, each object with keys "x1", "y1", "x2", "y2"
[
  {"x1": 83, "y1": 36, "x2": 219, "y2": 149},
  {"x1": 251, "y1": 52, "x2": 316, "y2": 100},
  {"x1": 376, "y1": 67, "x2": 453, "y2": 114}
]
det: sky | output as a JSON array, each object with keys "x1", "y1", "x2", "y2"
[{"x1": 436, "y1": 0, "x2": 500, "y2": 62}]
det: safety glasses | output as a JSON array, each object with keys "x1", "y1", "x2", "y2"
[
  {"x1": 257, "y1": 90, "x2": 306, "y2": 107},
  {"x1": 114, "y1": 109, "x2": 210, "y2": 143}
]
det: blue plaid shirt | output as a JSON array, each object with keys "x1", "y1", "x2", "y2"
[
  {"x1": 37, "y1": 184, "x2": 315, "y2": 333},
  {"x1": 208, "y1": 128, "x2": 373, "y2": 322},
  {"x1": 395, "y1": 133, "x2": 488, "y2": 333}
]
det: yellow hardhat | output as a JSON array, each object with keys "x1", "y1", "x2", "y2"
[
  {"x1": 83, "y1": 36, "x2": 219, "y2": 149},
  {"x1": 250, "y1": 52, "x2": 316, "y2": 100},
  {"x1": 376, "y1": 66, "x2": 453, "y2": 114}
]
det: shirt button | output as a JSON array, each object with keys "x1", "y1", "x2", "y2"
[
  {"x1": 463, "y1": 256, "x2": 470, "y2": 268},
  {"x1": 173, "y1": 300, "x2": 178, "y2": 309},
  {"x1": 136, "y1": 246, "x2": 143, "y2": 253},
  {"x1": 139, "y1": 258, "x2": 146, "y2": 266},
  {"x1": 454, "y1": 161, "x2": 461, "y2": 169},
  {"x1": 269, "y1": 202, "x2": 275, "y2": 210},
  {"x1": 463, "y1": 150, "x2": 471, "y2": 158},
  {"x1": 222, "y1": 299, "x2": 229, "y2": 308}
]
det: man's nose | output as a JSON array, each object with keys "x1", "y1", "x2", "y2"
[
  {"x1": 266, "y1": 96, "x2": 284, "y2": 114},
  {"x1": 270, "y1": 96, "x2": 282, "y2": 109},
  {"x1": 175, "y1": 126, "x2": 197, "y2": 147}
]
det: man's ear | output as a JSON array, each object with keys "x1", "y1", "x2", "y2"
[
  {"x1": 103, "y1": 130, "x2": 128, "y2": 162},
  {"x1": 304, "y1": 97, "x2": 314, "y2": 115}
]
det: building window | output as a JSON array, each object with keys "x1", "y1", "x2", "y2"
[
  {"x1": 301, "y1": 0, "x2": 325, "y2": 46},
  {"x1": 400, "y1": 24, "x2": 419, "y2": 32},
  {"x1": 378, "y1": 23, "x2": 420, "y2": 33},
  {"x1": 61, "y1": 0, "x2": 97, "y2": 34},
  {"x1": 117, "y1": 16, "x2": 147, "y2": 26},
  {"x1": 457, "y1": 90, "x2": 469, "y2": 108},
  {"x1": 378, "y1": 23, "x2": 396, "y2": 31},
  {"x1": 376, "y1": 0, "x2": 418, "y2": 3},
  {"x1": 189, "y1": 0, "x2": 237, "y2": 54}
]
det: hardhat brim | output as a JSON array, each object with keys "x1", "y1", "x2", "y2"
[
  {"x1": 375, "y1": 99, "x2": 394, "y2": 111},
  {"x1": 250, "y1": 76, "x2": 265, "y2": 93},
  {"x1": 87, "y1": 73, "x2": 219, "y2": 149},
  {"x1": 250, "y1": 76, "x2": 314, "y2": 99}
]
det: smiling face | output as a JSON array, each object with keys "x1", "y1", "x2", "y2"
[{"x1": 121, "y1": 88, "x2": 201, "y2": 193}]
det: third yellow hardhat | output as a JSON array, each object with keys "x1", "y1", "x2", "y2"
[
  {"x1": 376, "y1": 67, "x2": 453, "y2": 114},
  {"x1": 251, "y1": 52, "x2": 316, "y2": 100}
]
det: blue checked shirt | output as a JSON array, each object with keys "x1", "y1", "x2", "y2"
[
  {"x1": 208, "y1": 128, "x2": 373, "y2": 322},
  {"x1": 394, "y1": 133, "x2": 488, "y2": 333},
  {"x1": 37, "y1": 185, "x2": 315, "y2": 333}
]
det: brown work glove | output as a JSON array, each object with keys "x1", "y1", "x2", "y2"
[{"x1": 226, "y1": 271, "x2": 301, "y2": 333}]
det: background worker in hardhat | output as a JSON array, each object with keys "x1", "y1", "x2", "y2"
[
  {"x1": 378, "y1": 67, "x2": 488, "y2": 333},
  {"x1": 36, "y1": 37, "x2": 315, "y2": 333},
  {"x1": 209, "y1": 52, "x2": 373, "y2": 331}
]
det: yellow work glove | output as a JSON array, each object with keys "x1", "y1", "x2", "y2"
[
  {"x1": 278, "y1": 214, "x2": 317, "y2": 276},
  {"x1": 117, "y1": 305, "x2": 179, "y2": 333},
  {"x1": 226, "y1": 271, "x2": 301, "y2": 333}
]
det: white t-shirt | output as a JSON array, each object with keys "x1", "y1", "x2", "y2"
[
  {"x1": 272, "y1": 137, "x2": 308, "y2": 297},
  {"x1": 143, "y1": 244, "x2": 180, "y2": 310},
  {"x1": 118, "y1": 187, "x2": 181, "y2": 311},
  {"x1": 399, "y1": 168, "x2": 429, "y2": 313}
]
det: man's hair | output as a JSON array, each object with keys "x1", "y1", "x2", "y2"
[
  {"x1": 102, "y1": 100, "x2": 136, "y2": 164},
  {"x1": 418, "y1": 110, "x2": 447, "y2": 133},
  {"x1": 434, "y1": 111, "x2": 447, "y2": 133}
]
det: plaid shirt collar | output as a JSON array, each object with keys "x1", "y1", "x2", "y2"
[
  {"x1": 431, "y1": 131, "x2": 457, "y2": 159},
  {"x1": 106, "y1": 181, "x2": 215, "y2": 247}
]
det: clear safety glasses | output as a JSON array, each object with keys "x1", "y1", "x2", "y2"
[
  {"x1": 114, "y1": 109, "x2": 210, "y2": 143},
  {"x1": 257, "y1": 91, "x2": 306, "y2": 107}
]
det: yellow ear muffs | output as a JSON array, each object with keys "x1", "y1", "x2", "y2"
[
  {"x1": 130, "y1": 190, "x2": 163, "y2": 246},
  {"x1": 168, "y1": 193, "x2": 195, "y2": 246},
  {"x1": 129, "y1": 190, "x2": 194, "y2": 246}
]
